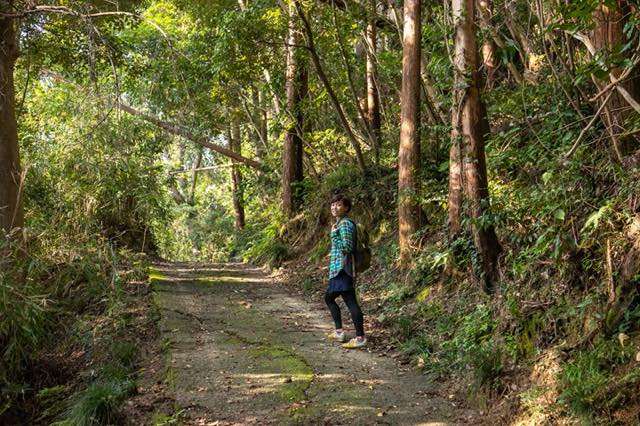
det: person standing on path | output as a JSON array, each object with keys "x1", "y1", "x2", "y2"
[{"x1": 325, "y1": 194, "x2": 367, "y2": 348}]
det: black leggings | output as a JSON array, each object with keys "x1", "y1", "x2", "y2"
[{"x1": 325, "y1": 289, "x2": 365, "y2": 337}]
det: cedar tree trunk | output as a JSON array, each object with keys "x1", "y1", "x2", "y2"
[
  {"x1": 398, "y1": 0, "x2": 422, "y2": 267},
  {"x1": 283, "y1": 7, "x2": 307, "y2": 217},
  {"x1": 0, "y1": 2, "x2": 23, "y2": 235},
  {"x1": 366, "y1": 0, "x2": 381, "y2": 163},
  {"x1": 229, "y1": 124, "x2": 245, "y2": 229},
  {"x1": 451, "y1": 0, "x2": 501, "y2": 290},
  {"x1": 592, "y1": 0, "x2": 640, "y2": 155}
]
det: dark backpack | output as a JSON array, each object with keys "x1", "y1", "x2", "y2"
[{"x1": 346, "y1": 218, "x2": 372, "y2": 274}]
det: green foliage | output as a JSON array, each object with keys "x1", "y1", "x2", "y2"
[
  {"x1": 64, "y1": 338, "x2": 137, "y2": 426},
  {"x1": 242, "y1": 218, "x2": 292, "y2": 268},
  {"x1": 0, "y1": 252, "x2": 49, "y2": 380},
  {"x1": 67, "y1": 379, "x2": 134, "y2": 426}
]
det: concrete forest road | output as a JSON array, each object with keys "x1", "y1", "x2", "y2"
[{"x1": 150, "y1": 263, "x2": 481, "y2": 425}]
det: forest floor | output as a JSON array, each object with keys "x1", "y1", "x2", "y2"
[{"x1": 124, "y1": 262, "x2": 484, "y2": 425}]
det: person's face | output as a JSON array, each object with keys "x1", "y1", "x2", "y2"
[{"x1": 331, "y1": 201, "x2": 348, "y2": 219}]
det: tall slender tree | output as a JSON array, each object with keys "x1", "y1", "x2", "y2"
[
  {"x1": 450, "y1": 0, "x2": 501, "y2": 290},
  {"x1": 477, "y1": 0, "x2": 496, "y2": 88},
  {"x1": 295, "y1": 0, "x2": 367, "y2": 172},
  {"x1": 229, "y1": 123, "x2": 245, "y2": 229},
  {"x1": 398, "y1": 0, "x2": 422, "y2": 266},
  {"x1": 366, "y1": 0, "x2": 381, "y2": 163},
  {"x1": 283, "y1": 5, "x2": 307, "y2": 217},
  {"x1": 0, "y1": 1, "x2": 23, "y2": 235}
]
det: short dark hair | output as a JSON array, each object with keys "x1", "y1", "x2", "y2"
[{"x1": 330, "y1": 194, "x2": 352, "y2": 212}]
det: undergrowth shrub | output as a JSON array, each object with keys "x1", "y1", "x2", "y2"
[
  {"x1": 0, "y1": 243, "x2": 49, "y2": 382},
  {"x1": 51, "y1": 338, "x2": 137, "y2": 426},
  {"x1": 559, "y1": 337, "x2": 639, "y2": 419},
  {"x1": 241, "y1": 207, "x2": 292, "y2": 267}
]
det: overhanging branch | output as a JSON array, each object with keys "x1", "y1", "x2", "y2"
[{"x1": 43, "y1": 70, "x2": 262, "y2": 169}]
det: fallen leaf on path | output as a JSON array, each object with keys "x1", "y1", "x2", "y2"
[{"x1": 618, "y1": 332, "x2": 629, "y2": 346}]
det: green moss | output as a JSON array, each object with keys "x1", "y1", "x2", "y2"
[
  {"x1": 249, "y1": 345, "x2": 313, "y2": 402},
  {"x1": 148, "y1": 266, "x2": 170, "y2": 283},
  {"x1": 196, "y1": 275, "x2": 249, "y2": 284},
  {"x1": 416, "y1": 287, "x2": 431, "y2": 302}
]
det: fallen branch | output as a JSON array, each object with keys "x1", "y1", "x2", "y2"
[{"x1": 43, "y1": 70, "x2": 262, "y2": 169}]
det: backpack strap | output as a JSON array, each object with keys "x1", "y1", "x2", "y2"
[{"x1": 345, "y1": 218, "x2": 357, "y2": 285}]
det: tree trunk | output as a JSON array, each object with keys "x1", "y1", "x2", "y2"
[
  {"x1": 477, "y1": 0, "x2": 496, "y2": 88},
  {"x1": 331, "y1": 4, "x2": 377, "y2": 153},
  {"x1": 452, "y1": 0, "x2": 501, "y2": 291},
  {"x1": 229, "y1": 124, "x2": 245, "y2": 229},
  {"x1": 0, "y1": 1, "x2": 23, "y2": 235},
  {"x1": 447, "y1": 138, "x2": 463, "y2": 235},
  {"x1": 283, "y1": 7, "x2": 307, "y2": 217},
  {"x1": 366, "y1": 0, "x2": 381, "y2": 163},
  {"x1": 240, "y1": 86, "x2": 268, "y2": 160},
  {"x1": 475, "y1": 0, "x2": 524, "y2": 85},
  {"x1": 398, "y1": 0, "x2": 421, "y2": 267},
  {"x1": 591, "y1": 0, "x2": 640, "y2": 154},
  {"x1": 188, "y1": 147, "x2": 203, "y2": 206},
  {"x1": 420, "y1": 53, "x2": 447, "y2": 124},
  {"x1": 504, "y1": 0, "x2": 532, "y2": 72},
  {"x1": 294, "y1": 0, "x2": 367, "y2": 172},
  {"x1": 256, "y1": 88, "x2": 268, "y2": 156}
]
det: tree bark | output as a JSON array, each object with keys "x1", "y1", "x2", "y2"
[
  {"x1": 420, "y1": 53, "x2": 447, "y2": 124},
  {"x1": 452, "y1": 0, "x2": 501, "y2": 291},
  {"x1": 475, "y1": 0, "x2": 524, "y2": 85},
  {"x1": 398, "y1": 0, "x2": 421, "y2": 267},
  {"x1": 283, "y1": 6, "x2": 307, "y2": 217},
  {"x1": 0, "y1": 1, "x2": 23, "y2": 235},
  {"x1": 366, "y1": 0, "x2": 382, "y2": 163},
  {"x1": 188, "y1": 147, "x2": 203, "y2": 206},
  {"x1": 294, "y1": 0, "x2": 367, "y2": 172},
  {"x1": 591, "y1": 0, "x2": 640, "y2": 154},
  {"x1": 477, "y1": 0, "x2": 496, "y2": 88},
  {"x1": 229, "y1": 124, "x2": 245, "y2": 229},
  {"x1": 447, "y1": 137, "x2": 463, "y2": 235}
]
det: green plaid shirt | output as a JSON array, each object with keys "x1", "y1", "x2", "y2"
[{"x1": 329, "y1": 218, "x2": 355, "y2": 279}]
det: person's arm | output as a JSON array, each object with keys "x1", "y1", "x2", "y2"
[{"x1": 331, "y1": 220, "x2": 354, "y2": 254}]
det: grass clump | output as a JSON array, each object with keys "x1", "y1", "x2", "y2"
[
  {"x1": 64, "y1": 340, "x2": 138, "y2": 425},
  {"x1": 559, "y1": 337, "x2": 639, "y2": 420},
  {"x1": 66, "y1": 379, "x2": 134, "y2": 426}
]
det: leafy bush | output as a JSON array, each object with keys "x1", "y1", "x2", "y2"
[{"x1": 242, "y1": 219, "x2": 292, "y2": 267}]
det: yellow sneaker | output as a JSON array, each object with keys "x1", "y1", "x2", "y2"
[
  {"x1": 342, "y1": 337, "x2": 366, "y2": 349},
  {"x1": 326, "y1": 330, "x2": 347, "y2": 342}
]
